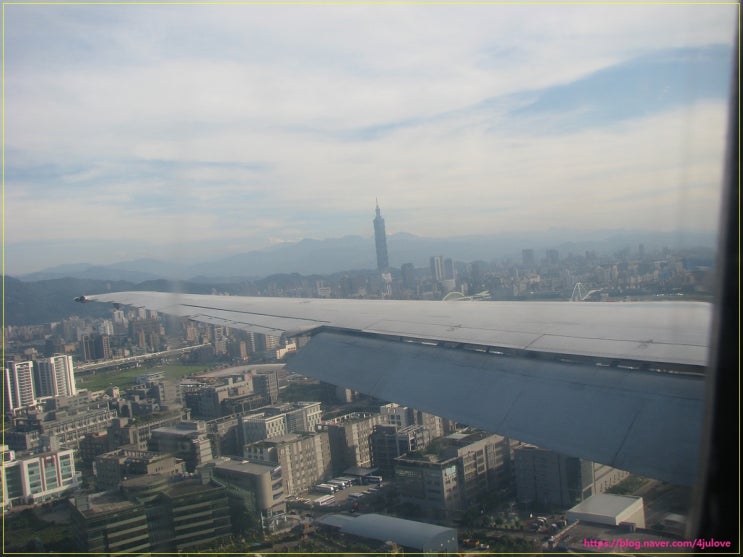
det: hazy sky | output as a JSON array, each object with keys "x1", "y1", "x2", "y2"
[{"x1": 4, "y1": 2, "x2": 737, "y2": 275}]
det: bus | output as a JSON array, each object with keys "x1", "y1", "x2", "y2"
[
  {"x1": 314, "y1": 483, "x2": 337, "y2": 494},
  {"x1": 314, "y1": 494, "x2": 336, "y2": 506}
]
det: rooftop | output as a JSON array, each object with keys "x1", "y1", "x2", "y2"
[
  {"x1": 568, "y1": 493, "x2": 644, "y2": 518},
  {"x1": 214, "y1": 458, "x2": 279, "y2": 475},
  {"x1": 316, "y1": 513, "x2": 456, "y2": 550}
]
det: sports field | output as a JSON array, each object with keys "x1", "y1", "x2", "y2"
[{"x1": 76, "y1": 363, "x2": 208, "y2": 391}]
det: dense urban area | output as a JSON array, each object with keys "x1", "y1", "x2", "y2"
[{"x1": 3, "y1": 208, "x2": 714, "y2": 555}]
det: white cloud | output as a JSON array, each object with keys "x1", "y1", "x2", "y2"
[{"x1": 4, "y1": 3, "x2": 737, "y2": 273}]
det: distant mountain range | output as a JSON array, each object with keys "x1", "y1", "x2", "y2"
[
  {"x1": 3, "y1": 229, "x2": 717, "y2": 326},
  {"x1": 12, "y1": 229, "x2": 716, "y2": 284}
]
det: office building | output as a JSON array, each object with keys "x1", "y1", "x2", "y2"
[
  {"x1": 208, "y1": 457, "x2": 287, "y2": 532},
  {"x1": 370, "y1": 423, "x2": 432, "y2": 478},
  {"x1": 148, "y1": 421, "x2": 214, "y2": 472},
  {"x1": 319, "y1": 412, "x2": 384, "y2": 475},
  {"x1": 239, "y1": 412, "x2": 288, "y2": 444},
  {"x1": 515, "y1": 445, "x2": 601, "y2": 510},
  {"x1": 2, "y1": 445, "x2": 79, "y2": 508},
  {"x1": 6, "y1": 393, "x2": 116, "y2": 451},
  {"x1": 153, "y1": 480, "x2": 232, "y2": 553},
  {"x1": 380, "y1": 403, "x2": 415, "y2": 428},
  {"x1": 244, "y1": 432, "x2": 331, "y2": 496},
  {"x1": 275, "y1": 401, "x2": 323, "y2": 433},
  {"x1": 71, "y1": 491, "x2": 152, "y2": 555},
  {"x1": 373, "y1": 200, "x2": 389, "y2": 271},
  {"x1": 182, "y1": 375, "x2": 254, "y2": 420},
  {"x1": 94, "y1": 448, "x2": 186, "y2": 490},
  {"x1": 514, "y1": 448, "x2": 630, "y2": 510},
  {"x1": 253, "y1": 368, "x2": 279, "y2": 404},
  {"x1": 401, "y1": 262, "x2": 416, "y2": 291},
  {"x1": 430, "y1": 256, "x2": 444, "y2": 282},
  {"x1": 394, "y1": 431, "x2": 511, "y2": 521},
  {"x1": 71, "y1": 477, "x2": 232, "y2": 555},
  {"x1": 205, "y1": 415, "x2": 240, "y2": 458},
  {"x1": 107, "y1": 408, "x2": 188, "y2": 450},
  {"x1": 380, "y1": 403, "x2": 451, "y2": 438}
]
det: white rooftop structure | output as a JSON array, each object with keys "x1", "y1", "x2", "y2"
[
  {"x1": 316, "y1": 513, "x2": 457, "y2": 553},
  {"x1": 567, "y1": 493, "x2": 646, "y2": 528}
]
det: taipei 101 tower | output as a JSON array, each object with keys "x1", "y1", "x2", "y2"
[{"x1": 373, "y1": 199, "x2": 389, "y2": 271}]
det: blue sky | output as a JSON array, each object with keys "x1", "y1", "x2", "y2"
[{"x1": 3, "y1": 2, "x2": 737, "y2": 274}]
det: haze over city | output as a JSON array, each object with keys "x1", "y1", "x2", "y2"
[{"x1": 5, "y1": 3, "x2": 737, "y2": 275}]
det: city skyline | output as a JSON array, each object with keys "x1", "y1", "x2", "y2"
[{"x1": 5, "y1": 3, "x2": 737, "y2": 275}]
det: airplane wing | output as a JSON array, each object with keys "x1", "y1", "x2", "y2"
[{"x1": 77, "y1": 291, "x2": 710, "y2": 486}]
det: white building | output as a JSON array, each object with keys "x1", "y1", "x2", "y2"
[
  {"x1": 2, "y1": 445, "x2": 79, "y2": 509},
  {"x1": 317, "y1": 513, "x2": 458, "y2": 553},
  {"x1": 4, "y1": 360, "x2": 36, "y2": 411},
  {"x1": 567, "y1": 493, "x2": 646, "y2": 528},
  {"x1": 36, "y1": 355, "x2": 77, "y2": 398}
]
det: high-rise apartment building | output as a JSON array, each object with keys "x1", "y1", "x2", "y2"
[
  {"x1": 373, "y1": 200, "x2": 389, "y2": 271},
  {"x1": 36, "y1": 355, "x2": 77, "y2": 398},
  {"x1": 4, "y1": 360, "x2": 36, "y2": 411}
]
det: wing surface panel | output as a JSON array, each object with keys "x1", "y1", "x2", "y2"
[
  {"x1": 288, "y1": 332, "x2": 703, "y2": 486},
  {"x1": 82, "y1": 291, "x2": 711, "y2": 367}
]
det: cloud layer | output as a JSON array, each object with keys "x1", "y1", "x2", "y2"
[{"x1": 4, "y1": 3, "x2": 737, "y2": 274}]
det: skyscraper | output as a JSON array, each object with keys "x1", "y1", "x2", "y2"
[
  {"x1": 373, "y1": 200, "x2": 389, "y2": 271},
  {"x1": 36, "y1": 355, "x2": 77, "y2": 398}
]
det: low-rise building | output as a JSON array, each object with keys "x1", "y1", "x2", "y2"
[
  {"x1": 71, "y1": 491, "x2": 151, "y2": 555},
  {"x1": 107, "y1": 408, "x2": 188, "y2": 450},
  {"x1": 94, "y1": 447, "x2": 186, "y2": 490},
  {"x1": 316, "y1": 513, "x2": 458, "y2": 553},
  {"x1": 567, "y1": 493, "x2": 646, "y2": 528},
  {"x1": 2, "y1": 445, "x2": 79, "y2": 509},
  {"x1": 71, "y1": 477, "x2": 232, "y2": 555}
]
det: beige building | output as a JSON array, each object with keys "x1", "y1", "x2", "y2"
[
  {"x1": 394, "y1": 430, "x2": 511, "y2": 521},
  {"x1": 209, "y1": 457, "x2": 287, "y2": 531},
  {"x1": 319, "y1": 412, "x2": 384, "y2": 475},
  {"x1": 244, "y1": 432, "x2": 331, "y2": 496}
]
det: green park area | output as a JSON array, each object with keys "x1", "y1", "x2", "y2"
[{"x1": 75, "y1": 363, "x2": 208, "y2": 392}]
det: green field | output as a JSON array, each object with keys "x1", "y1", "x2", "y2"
[{"x1": 76, "y1": 363, "x2": 209, "y2": 391}]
